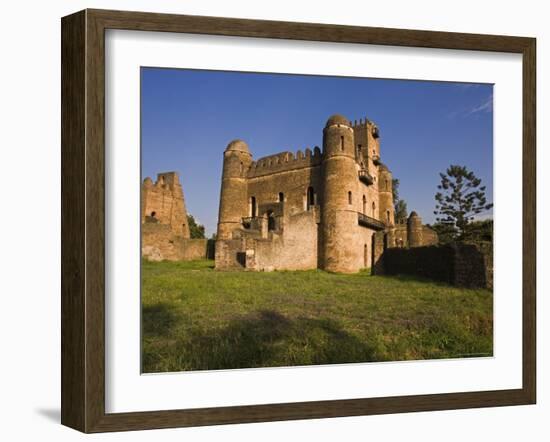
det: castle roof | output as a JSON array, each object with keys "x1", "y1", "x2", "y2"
[
  {"x1": 325, "y1": 114, "x2": 350, "y2": 127},
  {"x1": 225, "y1": 139, "x2": 250, "y2": 154}
]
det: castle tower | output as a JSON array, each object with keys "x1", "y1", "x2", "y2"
[
  {"x1": 320, "y1": 114, "x2": 361, "y2": 273},
  {"x1": 353, "y1": 119, "x2": 381, "y2": 171},
  {"x1": 407, "y1": 211, "x2": 423, "y2": 247},
  {"x1": 378, "y1": 163, "x2": 395, "y2": 227},
  {"x1": 217, "y1": 139, "x2": 252, "y2": 240}
]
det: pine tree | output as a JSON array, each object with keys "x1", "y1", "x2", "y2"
[{"x1": 434, "y1": 165, "x2": 493, "y2": 236}]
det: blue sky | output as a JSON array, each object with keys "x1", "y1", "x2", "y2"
[{"x1": 141, "y1": 68, "x2": 493, "y2": 236}]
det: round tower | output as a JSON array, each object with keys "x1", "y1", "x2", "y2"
[
  {"x1": 217, "y1": 140, "x2": 252, "y2": 240},
  {"x1": 320, "y1": 114, "x2": 361, "y2": 273},
  {"x1": 378, "y1": 163, "x2": 395, "y2": 227},
  {"x1": 407, "y1": 211, "x2": 423, "y2": 247}
]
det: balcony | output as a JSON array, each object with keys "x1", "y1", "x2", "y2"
[
  {"x1": 242, "y1": 216, "x2": 261, "y2": 230},
  {"x1": 358, "y1": 168, "x2": 374, "y2": 185},
  {"x1": 358, "y1": 212, "x2": 385, "y2": 231},
  {"x1": 372, "y1": 154, "x2": 381, "y2": 165}
]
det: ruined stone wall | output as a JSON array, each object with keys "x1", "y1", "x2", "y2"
[
  {"x1": 392, "y1": 223, "x2": 408, "y2": 247},
  {"x1": 142, "y1": 172, "x2": 190, "y2": 238},
  {"x1": 142, "y1": 223, "x2": 210, "y2": 262},
  {"x1": 251, "y1": 209, "x2": 319, "y2": 271},
  {"x1": 477, "y1": 241, "x2": 493, "y2": 290},
  {"x1": 142, "y1": 223, "x2": 181, "y2": 261},
  {"x1": 379, "y1": 243, "x2": 492, "y2": 289},
  {"x1": 214, "y1": 239, "x2": 246, "y2": 270}
]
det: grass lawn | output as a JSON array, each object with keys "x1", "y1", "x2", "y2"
[{"x1": 142, "y1": 259, "x2": 493, "y2": 373}]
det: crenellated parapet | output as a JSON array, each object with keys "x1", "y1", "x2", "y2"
[
  {"x1": 247, "y1": 146, "x2": 323, "y2": 178},
  {"x1": 351, "y1": 117, "x2": 371, "y2": 129}
]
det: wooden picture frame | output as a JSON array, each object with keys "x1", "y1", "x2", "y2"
[{"x1": 61, "y1": 8, "x2": 536, "y2": 433}]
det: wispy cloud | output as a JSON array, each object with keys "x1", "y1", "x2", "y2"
[
  {"x1": 467, "y1": 94, "x2": 493, "y2": 115},
  {"x1": 447, "y1": 93, "x2": 493, "y2": 119}
]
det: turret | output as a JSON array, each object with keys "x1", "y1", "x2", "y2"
[
  {"x1": 320, "y1": 114, "x2": 361, "y2": 273},
  {"x1": 378, "y1": 163, "x2": 395, "y2": 226},
  {"x1": 367, "y1": 121, "x2": 381, "y2": 165},
  {"x1": 353, "y1": 119, "x2": 381, "y2": 188},
  {"x1": 217, "y1": 140, "x2": 252, "y2": 239},
  {"x1": 407, "y1": 211, "x2": 423, "y2": 247}
]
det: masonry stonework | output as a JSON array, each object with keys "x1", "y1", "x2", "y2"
[
  {"x1": 215, "y1": 114, "x2": 438, "y2": 273},
  {"x1": 142, "y1": 172, "x2": 190, "y2": 238},
  {"x1": 141, "y1": 172, "x2": 212, "y2": 261}
]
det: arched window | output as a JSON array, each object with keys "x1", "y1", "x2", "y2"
[
  {"x1": 362, "y1": 195, "x2": 367, "y2": 214},
  {"x1": 340, "y1": 136, "x2": 345, "y2": 151},
  {"x1": 151, "y1": 211, "x2": 156, "y2": 218},
  {"x1": 278, "y1": 192, "x2": 284, "y2": 203},
  {"x1": 250, "y1": 196, "x2": 257, "y2": 217},
  {"x1": 372, "y1": 201, "x2": 376, "y2": 216},
  {"x1": 240, "y1": 162, "x2": 243, "y2": 175},
  {"x1": 386, "y1": 210, "x2": 391, "y2": 223},
  {"x1": 307, "y1": 186, "x2": 315, "y2": 209},
  {"x1": 348, "y1": 191, "x2": 352, "y2": 205}
]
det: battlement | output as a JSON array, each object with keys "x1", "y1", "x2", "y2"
[
  {"x1": 351, "y1": 117, "x2": 373, "y2": 129},
  {"x1": 143, "y1": 172, "x2": 180, "y2": 191},
  {"x1": 141, "y1": 171, "x2": 189, "y2": 238},
  {"x1": 247, "y1": 146, "x2": 323, "y2": 178}
]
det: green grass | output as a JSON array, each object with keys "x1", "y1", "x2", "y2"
[{"x1": 142, "y1": 259, "x2": 493, "y2": 373}]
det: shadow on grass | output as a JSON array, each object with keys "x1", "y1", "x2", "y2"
[
  {"x1": 143, "y1": 309, "x2": 381, "y2": 372},
  {"x1": 379, "y1": 273, "x2": 456, "y2": 287},
  {"x1": 142, "y1": 303, "x2": 178, "y2": 338}
]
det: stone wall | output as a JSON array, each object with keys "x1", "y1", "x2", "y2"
[
  {"x1": 142, "y1": 172, "x2": 190, "y2": 238},
  {"x1": 421, "y1": 226, "x2": 439, "y2": 246},
  {"x1": 214, "y1": 239, "x2": 246, "y2": 270},
  {"x1": 142, "y1": 223, "x2": 211, "y2": 262},
  {"x1": 247, "y1": 164, "x2": 323, "y2": 218},
  {"x1": 251, "y1": 209, "x2": 319, "y2": 271},
  {"x1": 469, "y1": 241, "x2": 493, "y2": 289},
  {"x1": 378, "y1": 243, "x2": 492, "y2": 289}
]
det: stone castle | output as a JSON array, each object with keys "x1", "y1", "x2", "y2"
[{"x1": 214, "y1": 114, "x2": 437, "y2": 273}]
